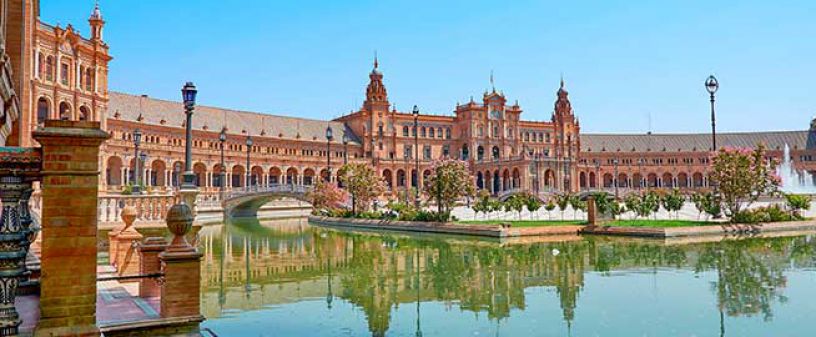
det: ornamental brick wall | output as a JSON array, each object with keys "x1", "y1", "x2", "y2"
[{"x1": 33, "y1": 120, "x2": 109, "y2": 337}]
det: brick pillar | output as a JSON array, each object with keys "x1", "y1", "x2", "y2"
[
  {"x1": 33, "y1": 120, "x2": 109, "y2": 337},
  {"x1": 114, "y1": 206, "x2": 143, "y2": 277},
  {"x1": 586, "y1": 195, "x2": 597, "y2": 226},
  {"x1": 138, "y1": 237, "x2": 167, "y2": 298},
  {"x1": 159, "y1": 204, "x2": 204, "y2": 321}
]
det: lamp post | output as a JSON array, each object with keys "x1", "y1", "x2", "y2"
[
  {"x1": 140, "y1": 152, "x2": 148, "y2": 189},
  {"x1": 612, "y1": 158, "x2": 619, "y2": 199},
  {"x1": 180, "y1": 82, "x2": 198, "y2": 189},
  {"x1": 705, "y1": 75, "x2": 719, "y2": 152},
  {"x1": 412, "y1": 105, "x2": 420, "y2": 207},
  {"x1": 342, "y1": 134, "x2": 349, "y2": 165},
  {"x1": 219, "y1": 128, "x2": 227, "y2": 198},
  {"x1": 132, "y1": 128, "x2": 142, "y2": 194},
  {"x1": 245, "y1": 135, "x2": 253, "y2": 192},
  {"x1": 326, "y1": 126, "x2": 333, "y2": 183}
]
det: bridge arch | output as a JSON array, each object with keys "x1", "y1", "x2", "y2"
[{"x1": 223, "y1": 185, "x2": 313, "y2": 218}]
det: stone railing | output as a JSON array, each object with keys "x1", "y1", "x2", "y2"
[{"x1": 98, "y1": 194, "x2": 180, "y2": 224}]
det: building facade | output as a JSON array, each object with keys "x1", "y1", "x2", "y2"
[{"x1": 11, "y1": 1, "x2": 816, "y2": 200}]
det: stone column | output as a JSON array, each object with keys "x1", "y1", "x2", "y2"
[
  {"x1": 0, "y1": 176, "x2": 30, "y2": 336},
  {"x1": 33, "y1": 120, "x2": 109, "y2": 337},
  {"x1": 159, "y1": 204, "x2": 204, "y2": 322}
]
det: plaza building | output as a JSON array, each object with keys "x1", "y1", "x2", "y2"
[{"x1": 5, "y1": 1, "x2": 816, "y2": 200}]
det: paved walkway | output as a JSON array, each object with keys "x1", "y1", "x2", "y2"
[{"x1": 96, "y1": 265, "x2": 161, "y2": 325}]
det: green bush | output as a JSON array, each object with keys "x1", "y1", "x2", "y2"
[
  {"x1": 784, "y1": 193, "x2": 811, "y2": 218},
  {"x1": 732, "y1": 204, "x2": 791, "y2": 223}
]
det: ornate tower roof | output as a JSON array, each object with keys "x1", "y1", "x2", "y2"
[
  {"x1": 88, "y1": 0, "x2": 105, "y2": 41},
  {"x1": 365, "y1": 55, "x2": 387, "y2": 103},
  {"x1": 554, "y1": 77, "x2": 572, "y2": 116}
]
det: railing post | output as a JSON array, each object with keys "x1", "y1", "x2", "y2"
[
  {"x1": 114, "y1": 205, "x2": 143, "y2": 277},
  {"x1": 159, "y1": 203, "x2": 204, "y2": 321},
  {"x1": 138, "y1": 237, "x2": 167, "y2": 298}
]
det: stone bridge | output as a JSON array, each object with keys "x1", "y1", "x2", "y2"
[
  {"x1": 496, "y1": 188, "x2": 553, "y2": 202},
  {"x1": 222, "y1": 184, "x2": 313, "y2": 218}
]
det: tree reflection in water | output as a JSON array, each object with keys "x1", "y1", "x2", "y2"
[{"x1": 198, "y1": 218, "x2": 816, "y2": 337}]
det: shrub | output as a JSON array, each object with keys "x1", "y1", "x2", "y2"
[
  {"x1": 709, "y1": 144, "x2": 780, "y2": 218},
  {"x1": 544, "y1": 199, "x2": 556, "y2": 220},
  {"x1": 624, "y1": 193, "x2": 641, "y2": 219},
  {"x1": 661, "y1": 189, "x2": 685, "y2": 219},
  {"x1": 784, "y1": 194, "x2": 811, "y2": 219},
  {"x1": 732, "y1": 204, "x2": 789, "y2": 224}
]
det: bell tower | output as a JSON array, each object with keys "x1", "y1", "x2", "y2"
[
  {"x1": 362, "y1": 55, "x2": 389, "y2": 158},
  {"x1": 88, "y1": 1, "x2": 105, "y2": 41}
]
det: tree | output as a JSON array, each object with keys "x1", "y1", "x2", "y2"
[
  {"x1": 691, "y1": 192, "x2": 705, "y2": 220},
  {"x1": 709, "y1": 145, "x2": 780, "y2": 219},
  {"x1": 624, "y1": 193, "x2": 641, "y2": 220},
  {"x1": 526, "y1": 196, "x2": 542, "y2": 220},
  {"x1": 784, "y1": 193, "x2": 811, "y2": 220},
  {"x1": 555, "y1": 193, "x2": 571, "y2": 220},
  {"x1": 338, "y1": 163, "x2": 386, "y2": 215},
  {"x1": 544, "y1": 199, "x2": 556, "y2": 220},
  {"x1": 473, "y1": 189, "x2": 491, "y2": 220},
  {"x1": 662, "y1": 189, "x2": 685, "y2": 220},
  {"x1": 425, "y1": 159, "x2": 476, "y2": 217},
  {"x1": 488, "y1": 199, "x2": 504, "y2": 220},
  {"x1": 504, "y1": 195, "x2": 526, "y2": 220},
  {"x1": 308, "y1": 180, "x2": 348, "y2": 214},
  {"x1": 571, "y1": 199, "x2": 587, "y2": 220}
]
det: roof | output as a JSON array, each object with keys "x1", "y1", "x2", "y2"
[
  {"x1": 582, "y1": 131, "x2": 812, "y2": 153},
  {"x1": 108, "y1": 92, "x2": 360, "y2": 144}
]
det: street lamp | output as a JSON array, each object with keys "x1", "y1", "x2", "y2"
[
  {"x1": 612, "y1": 158, "x2": 619, "y2": 199},
  {"x1": 140, "y1": 152, "x2": 148, "y2": 188},
  {"x1": 180, "y1": 82, "x2": 198, "y2": 189},
  {"x1": 412, "y1": 105, "x2": 420, "y2": 207},
  {"x1": 219, "y1": 127, "x2": 227, "y2": 198},
  {"x1": 705, "y1": 75, "x2": 719, "y2": 152},
  {"x1": 326, "y1": 125, "x2": 333, "y2": 183},
  {"x1": 342, "y1": 134, "x2": 349, "y2": 165},
  {"x1": 245, "y1": 135, "x2": 253, "y2": 191},
  {"x1": 132, "y1": 128, "x2": 142, "y2": 194}
]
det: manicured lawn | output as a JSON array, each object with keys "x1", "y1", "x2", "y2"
[
  {"x1": 457, "y1": 220, "x2": 586, "y2": 227},
  {"x1": 603, "y1": 219, "x2": 718, "y2": 228}
]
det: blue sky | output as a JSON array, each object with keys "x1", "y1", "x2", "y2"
[{"x1": 45, "y1": 0, "x2": 815, "y2": 133}]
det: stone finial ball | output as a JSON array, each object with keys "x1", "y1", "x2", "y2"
[
  {"x1": 165, "y1": 203, "x2": 193, "y2": 237},
  {"x1": 121, "y1": 205, "x2": 138, "y2": 227}
]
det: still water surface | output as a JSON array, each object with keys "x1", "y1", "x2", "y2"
[{"x1": 198, "y1": 218, "x2": 816, "y2": 337}]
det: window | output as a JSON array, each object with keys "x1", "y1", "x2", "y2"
[
  {"x1": 36, "y1": 98, "x2": 49, "y2": 124},
  {"x1": 429, "y1": 127, "x2": 435, "y2": 138},
  {"x1": 445, "y1": 128, "x2": 451, "y2": 139},
  {"x1": 442, "y1": 145, "x2": 450, "y2": 157},
  {"x1": 45, "y1": 56, "x2": 55, "y2": 81},
  {"x1": 402, "y1": 126, "x2": 409, "y2": 137},
  {"x1": 437, "y1": 127, "x2": 443, "y2": 138},
  {"x1": 420, "y1": 127, "x2": 426, "y2": 138},
  {"x1": 404, "y1": 145, "x2": 413, "y2": 159},
  {"x1": 60, "y1": 63, "x2": 70, "y2": 85},
  {"x1": 85, "y1": 68, "x2": 94, "y2": 91},
  {"x1": 423, "y1": 145, "x2": 431, "y2": 160},
  {"x1": 378, "y1": 123, "x2": 383, "y2": 137}
]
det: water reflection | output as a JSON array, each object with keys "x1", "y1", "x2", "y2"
[{"x1": 199, "y1": 218, "x2": 816, "y2": 337}]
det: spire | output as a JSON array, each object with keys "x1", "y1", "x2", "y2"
[
  {"x1": 88, "y1": 0, "x2": 105, "y2": 41},
  {"x1": 555, "y1": 76, "x2": 572, "y2": 116},
  {"x1": 365, "y1": 57, "x2": 387, "y2": 104},
  {"x1": 91, "y1": 0, "x2": 102, "y2": 20},
  {"x1": 374, "y1": 51, "x2": 379, "y2": 70},
  {"x1": 560, "y1": 73, "x2": 564, "y2": 89},
  {"x1": 490, "y1": 70, "x2": 495, "y2": 93}
]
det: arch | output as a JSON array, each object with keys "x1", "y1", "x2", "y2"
[
  {"x1": 493, "y1": 171, "x2": 501, "y2": 193},
  {"x1": 212, "y1": 163, "x2": 225, "y2": 188},
  {"x1": 445, "y1": 127, "x2": 451, "y2": 139},
  {"x1": 232, "y1": 164, "x2": 246, "y2": 188},
  {"x1": 677, "y1": 172, "x2": 689, "y2": 188},
  {"x1": 269, "y1": 167, "x2": 282, "y2": 185},
  {"x1": 512, "y1": 168, "x2": 521, "y2": 189},
  {"x1": 588, "y1": 171, "x2": 597, "y2": 188},
  {"x1": 492, "y1": 146, "x2": 500, "y2": 160},
  {"x1": 36, "y1": 97, "x2": 50, "y2": 125},
  {"x1": 303, "y1": 168, "x2": 316, "y2": 186},
  {"x1": 396, "y1": 169, "x2": 406, "y2": 187},
  {"x1": 79, "y1": 105, "x2": 91, "y2": 121},
  {"x1": 476, "y1": 171, "x2": 484, "y2": 189},
  {"x1": 617, "y1": 173, "x2": 628, "y2": 188},
  {"x1": 429, "y1": 127, "x2": 435, "y2": 138},
  {"x1": 285, "y1": 167, "x2": 299, "y2": 185},
  {"x1": 461, "y1": 144, "x2": 469, "y2": 160},
  {"x1": 170, "y1": 161, "x2": 184, "y2": 187},
  {"x1": 544, "y1": 169, "x2": 555, "y2": 187},
  {"x1": 602, "y1": 173, "x2": 613, "y2": 188},
  {"x1": 579, "y1": 171, "x2": 587, "y2": 189},
  {"x1": 319, "y1": 168, "x2": 330, "y2": 183},
  {"x1": 662, "y1": 172, "x2": 673, "y2": 188},
  {"x1": 251, "y1": 166, "x2": 264, "y2": 186},
  {"x1": 151, "y1": 160, "x2": 167, "y2": 187},
  {"x1": 420, "y1": 126, "x2": 426, "y2": 138},
  {"x1": 193, "y1": 162, "x2": 207, "y2": 187},
  {"x1": 382, "y1": 169, "x2": 393, "y2": 189},
  {"x1": 106, "y1": 156, "x2": 123, "y2": 186},
  {"x1": 647, "y1": 173, "x2": 658, "y2": 188},
  {"x1": 692, "y1": 172, "x2": 704, "y2": 187},
  {"x1": 633, "y1": 173, "x2": 644, "y2": 189},
  {"x1": 422, "y1": 169, "x2": 432, "y2": 184},
  {"x1": 477, "y1": 146, "x2": 485, "y2": 161},
  {"x1": 411, "y1": 169, "x2": 418, "y2": 188},
  {"x1": 502, "y1": 169, "x2": 511, "y2": 191},
  {"x1": 58, "y1": 101, "x2": 71, "y2": 120}
]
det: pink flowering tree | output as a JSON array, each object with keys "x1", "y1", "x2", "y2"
[
  {"x1": 308, "y1": 180, "x2": 349, "y2": 214},
  {"x1": 424, "y1": 159, "x2": 476, "y2": 215},
  {"x1": 709, "y1": 144, "x2": 779, "y2": 218},
  {"x1": 338, "y1": 163, "x2": 385, "y2": 215}
]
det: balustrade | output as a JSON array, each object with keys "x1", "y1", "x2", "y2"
[{"x1": 98, "y1": 194, "x2": 179, "y2": 224}]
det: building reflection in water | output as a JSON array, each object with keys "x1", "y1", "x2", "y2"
[{"x1": 198, "y1": 218, "x2": 816, "y2": 337}]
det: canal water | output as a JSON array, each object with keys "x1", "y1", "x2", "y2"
[{"x1": 198, "y1": 218, "x2": 816, "y2": 337}]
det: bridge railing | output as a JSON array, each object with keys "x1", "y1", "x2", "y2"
[
  {"x1": 224, "y1": 183, "x2": 313, "y2": 200},
  {"x1": 98, "y1": 194, "x2": 180, "y2": 224}
]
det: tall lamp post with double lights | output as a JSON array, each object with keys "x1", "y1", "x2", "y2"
[
  {"x1": 132, "y1": 128, "x2": 143, "y2": 194},
  {"x1": 342, "y1": 134, "x2": 349, "y2": 165},
  {"x1": 219, "y1": 127, "x2": 227, "y2": 199},
  {"x1": 180, "y1": 82, "x2": 198, "y2": 190},
  {"x1": 326, "y1": 125, "x2": 333, "y2": 183},
  {"x1": 245, "y1": 135, "x2": 253, "y2": 192},
  {"x1": 412, "y1": 105, "x2": 421, "y2": 207},
  {"x1": 705, "y1": 75, "x2": 719, "y2": 152}
]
